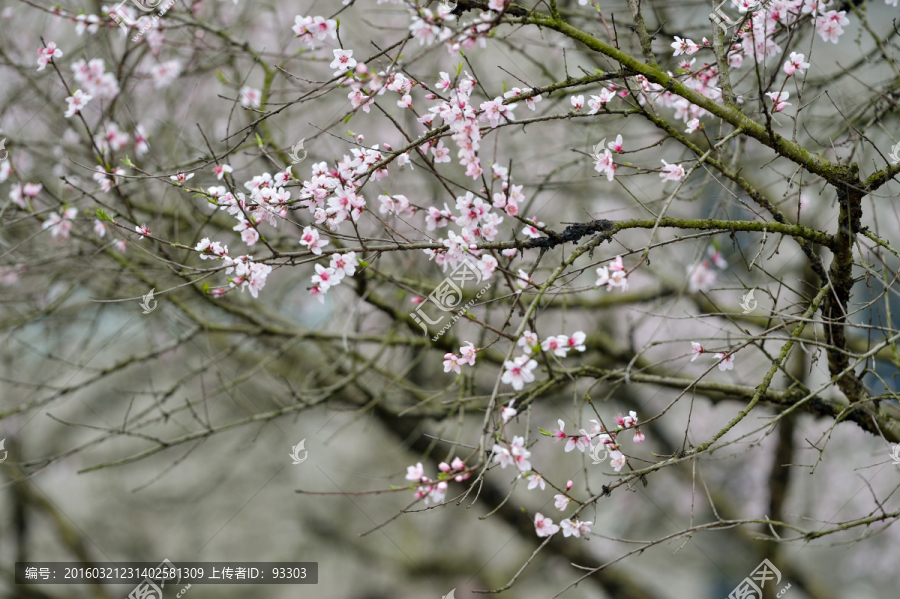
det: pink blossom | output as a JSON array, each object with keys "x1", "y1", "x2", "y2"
[
  {"x1": 64, "y1": 89, "x2": 92, "y2": 118},
  {"x1": 42, "y1": 207, "x2": 77, "y2": 238},
  {"x1": 783, "y1": 52, "x2": 810, "y2": 76},
  {"x1": 518, "y1": 331, "x2": 539, "y2": 354},
  {"x1": 311, "y1": 264, "x2": 338, "y2": 292},
  {"x1": 551, "y1": 419, "x2": 568, "y2": 443},
  {"x1": 431, "y1": 140, "x2": 451, "y2": 163},
  {"x1": 554, "y1": 494, "x2": 570, "y2": 510},
  {"x1": 330, "y1": 49, "x2": 357, "y2": 75},
  {"x1": 615, "y1": 411, "x2": 638, "y2": 429},
  {"x1": 170, "y1": 172, "x2": 194, "y2": 184},
  {"x1": 213, "y1": 164, "x2": 233, "y2": 180},
  {"x1": 293, "y1": 15, "x2": 337, "y2": 45},
  {"x1": 330, "y1": 252, "x2": 358, "y2": 277},
  {"x1": 534, "y1": 512, "x2": 560, "y2": 538},
  {"x1": 715, "y1": 353, "x2": 734, "y2": 371},
  {"x1": 688, "y1": 260, "x2": 717, "y2": 292},
  {"x1": 501, "y1": 355, "x2": 538, "y2": 390},
  {"x1": 608, "y1": 134, "x2": 623, "y2": 153},
  {"x1": 560, "y1": 518, "x2": 592, "y2": 538},
  {"x1": 593, "y1": 148, "x2": 616, "y2": 181},
  {"x1": 405, "y1": 462, "x2": 425, "y2": 481},
  {"x1": 135, "y1": 224, "x2": 151, "y2": 239},
  {"x1": 300, "y1": 226, "x2": 329, "y2": 254},
  {"x1": 633, "y1": 430, "x2": 645, "y2": 444},
  {"x1": 691, "y1": 342, "x2": 704, "y2": 362},
  {"x1": 766, "y1": 91, "x2": 791, "y2": 113},
  {"x1": 565, "y1": 431, "x2": 590, "y2": 453},
  {"x1": 570, "y1": 95, "x2": 584, "y2": 111},
  {"x1": 511, "y1": 436, "x2": 532, "y2": 472},
  {"x1": 660, "y1": 160, "x2": 685, "y2": 181},
  {"x1": 541, "y1": 335, "x2": 569, "y2": 358},
  {"x1": 501, "y1": 400, "x2": 517, "y2": 424},
  {"x1": 492, "y1": 444, "x2": 514, "y2": 468},
  {"x1": 240, "y1": 86, "x2": 262, "y2": 109},
  {"x1": 567, "y1": 331, "x2": 586, "y2": 352},
  {"x1": 36, "y1": 42, "x2": 63, "y2": 71},
  {"x1": 685, "y1": 118, "x2": 701, "y2": 134},
  {"x1": 671, "y1": 36, "x2": 700, "y2": 56},
  {"x1": 526, "y1": 473, "x2": 545, "y2": 490},
  {"x1": 522, "y1": 216, "x2": 544, "y2": 239},
  {"x1": 443, "y1": 353, "x2": 463, "y2": 374},
  {"x1": 609, "y1": 450, "x2": 626, "y2": 472},
  {"x1": 587, "y1": 89, "x2": 615, "y2": 114}
]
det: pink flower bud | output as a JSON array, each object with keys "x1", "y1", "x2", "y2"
[
  {"x1": 633, "y1": 430, "x2": 645, "y2": 444},
  {"x1": 438, "y1": 461, "x2": 451, "y2": 472},
  {"x1": 565, "y1": 480, "x2": 573, "y2": 491}
]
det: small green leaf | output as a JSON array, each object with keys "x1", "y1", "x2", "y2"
[{"x1": 95, "y1": 208, "x2": 114, "y2": 222}]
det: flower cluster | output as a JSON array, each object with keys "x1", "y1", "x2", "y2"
[
  {"x1": 595, "y1": 255, "x2": 629, "y2": 291},
  {"x1": 194, "y1": 238, "x2": 273, "y2": 298},
  {"x1": 36, "y1": 42, "x2": 63, "y2": 71},
  {"x1": 404, "y1": 457, "x2": 470, "y2": 505},
  {"x1": 443, "y1": 341, "x2": 478, "y2": 374},
  {"x1": 309, "y1": 251, "x2": 358, "y2": 303},
  {"x1": 545, "y1": 411, "x2": 645, "y2": 474}
]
